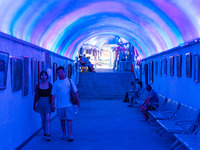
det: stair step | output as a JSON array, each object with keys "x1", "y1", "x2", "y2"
[{"x1": 78, "y1": 72, "x2": 135, "y2": 100}]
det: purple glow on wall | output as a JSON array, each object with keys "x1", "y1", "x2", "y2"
[{"x1": 0, "y1": 0, "x2": 199, "y2": 59}]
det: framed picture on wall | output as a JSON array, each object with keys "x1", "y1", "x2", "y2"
[
  {"x1": 139, "y1": 63, "x2": 142, "y2": 81},
  {"x1": 163, "y1": 58, "x2": 167, "y2": 76},
  {"x1": 144, "y1": 63, "x2": 148, "y2": 84},
  {"x1": 39, "y1": 61, "x2": 47, "y2": 73},
  {"x1": 68, "y1": 64, "x2": 72, "y2": 78},
  {"x1": 186, "y1": 53, "x2": 192, "y2": 77},
  {"x1": 0, "y1": 51, "x2": 9, "y2": 90},
  {"x1": 155, "y1": 61, "x2": 158, "y2": 75},
  {"x1": 31, "y1": 58, "x2": 38, "y2": 94},
  {"x1": 63, "y1": 64, "x2": 68, "y2": 78},
  {"x1": 194, "y1": 54, "x2": 199, "y2": 83},
  {"x1": 72, "y1": 65, "x2": 74, "y2": 75},
  {"x1": 53, "y1": 63, "x2": 57, "y2": 83},
  {"x1": 22, "y1": 57, "x2": 29, "y2": 96},
  {"x1": 45, "y1": 52, "x2": 51, "y2": 69},
  {"x1": 11, "y1": 57, "x2": 22, "y2": 91},
  {"x1": 159, "y1": 59, "x2": 162, "y2": 76},
  {"x1": 149, "y1": 61, "x2": 153, "y2": 83},
  {"x1": 176, "y1": 54, "x2": 182, "y2": 77},
  {"x1": 169, "y1": 56, "x2": 174, "y2": 76}
]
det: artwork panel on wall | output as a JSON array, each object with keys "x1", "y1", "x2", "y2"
[
  {"x1": 163, "y1": 58, "x2": 167, "y2": 76},
  {"x1": 155, "y1": 61, "x2": 158, "y2": 75},
  {"x1": 31, "y1": 58, "x2": 38, "y2": 94},
  {"x1": 72, "y1": 65, "x2": 74, "y2": 75},
  {"x1": 22, "y1": 57, "x2": 29, "y2": 96},
  {"x1": 53, "y1": 63, "x2": 57, "y2": 83},
  {"x1": 176, "y1": 54, "x2": 182, "y2": 77},
  {"x1": 139, "y1": 63, "x2": 142, "y2": 81},
  {"x1": 38, "y1": 61, "x2": 47, "y2": 83},
  {"x1": 45, "y1": 52, "x2": 51, "y2": 69},
  {"x1": 39, "y1": 61, "x2": 47, "y2": 73},
  {"x1": 11, "y1": 57, "x2": 22, "y2": 91},
  {"x1": 149, "y1": 61, "x2": 153, "y2": 83},
  {"x1": 144, "y1": 63, "x2": 148, "y2": 84},
  {"x1": 159, "y1": 59, "x2": 162, "y2": 76},
  {"x1": 0, "y1": 51, "x2": 9, "y2": 90},
  {"x1": 68, "y1": 64, "x2": 72, "y2": 78},
  {"x1": 63, "y1": 64, "x2": 68, "y2": 78},
  {"x1": 169, "y1": 56, "x2": 174, "y2": 76},
  {"x1": 194, "y1": 54, "x2": 199, "y2": 83},
  {"x1": 186, "y1": 53, "x2": 192, "y2": 77}
]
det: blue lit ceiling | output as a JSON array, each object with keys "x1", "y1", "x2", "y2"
[{"x1": 0, "y1": 0, "x2": 199, "y2": 59}]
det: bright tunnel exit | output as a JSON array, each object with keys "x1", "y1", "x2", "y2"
[{"x1": 79, "y1": 35, "x2": 135, "y2": 71}]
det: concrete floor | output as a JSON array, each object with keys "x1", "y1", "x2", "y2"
[{"x1": 21, "y1": 100, "x2": 182, "y2": 150}]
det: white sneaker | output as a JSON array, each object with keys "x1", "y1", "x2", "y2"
[
  {"x1": 61, "y1": 135, "x2": 67, "y2": 140},
  {"x1": 68, "y1": 136, "x2": 74, "y2": 142},
  {"x1": 46, "y1": 135, "x2": 51, "y2": 141}
]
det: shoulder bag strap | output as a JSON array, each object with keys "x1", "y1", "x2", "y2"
[{"x1": 68, "y1": 78, "x2": 72, "y2": 90}]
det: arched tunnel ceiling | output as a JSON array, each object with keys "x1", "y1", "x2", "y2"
[{"x1": 0, "y1": 0, "x2": 200, "y2": 59}]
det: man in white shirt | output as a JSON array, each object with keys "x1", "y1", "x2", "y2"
[
  {"x1": 51, "y1": 66, "x2": 80, "y2": 142},
  {"x1": 127, "y1": 81, "x2": 142, "y2": 107}
]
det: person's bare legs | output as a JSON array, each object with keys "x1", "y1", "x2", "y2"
[
  {"x1": 91, "y1": 64, "x2": 94, "y2": 72},
  {"x1": 40, "y1": 113, "x2": 46, "y2": 135},
  {"x1": 141, "y1": 107, "x2": 149, "y2": 120},
  {"x1": 67, "y1": 120, "x2": 73, "y2": 141},
  {"x1": 46, "y1": 113, "x2": 51, "y2": 135},
  {"x1": 61, "y1": 119, "x2": 66, "y2": 136}
]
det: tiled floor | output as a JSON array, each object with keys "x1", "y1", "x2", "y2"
[{"x1": 21, "y1": 100, "x2": 181, "y2": 150}]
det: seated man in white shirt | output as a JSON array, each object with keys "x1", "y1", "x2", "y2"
[{"x1": 127, "y1": 80, "x2": 142, "y2": 107}]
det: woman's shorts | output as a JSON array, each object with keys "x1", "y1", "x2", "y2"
[{"x1": 57, "y1": 106, "x2": 75, "y2": 120}]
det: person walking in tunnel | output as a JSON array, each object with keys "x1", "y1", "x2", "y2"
[
  {"x1": 140, "y1": 84, "x2": 159, "y2": 121},
  {"x1": 33, "y1": 71, "x2": 53, "y2": 141},
  {"x1": 51, "y1": 66, "x2": 80, "y2": 142}
]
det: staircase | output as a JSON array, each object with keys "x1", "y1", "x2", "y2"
[{"x1": 78, "y1": 72, "x2": 135, "y2": 100}]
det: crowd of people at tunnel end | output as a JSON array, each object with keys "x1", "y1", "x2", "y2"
[
  {"x1": 123, "y1": 79, "x2": 159, "y2": 121},
  {"x1": 79, "y1": 55, "x2": 95, "y2": 72}
]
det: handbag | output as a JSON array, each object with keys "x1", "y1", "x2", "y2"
[{"x1": 68, "y1": 78, "x2": 78, "y2": 105}]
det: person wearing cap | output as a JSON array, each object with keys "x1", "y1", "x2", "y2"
[{"x1": 140, "y1": 84, "x2": 159, "y2": 121}]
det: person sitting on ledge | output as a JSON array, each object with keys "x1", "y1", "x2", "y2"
[
  {"x1": 122, "y1": 81, "x2": 135, "y2": 102},
  {"x1": 140, "y1": 84, "x2": 159, "y2": 121},
  {"x1": 127, "y1": 80, "x2": 141, "y2": 107},
  {"x1": 79, "y1": 55, "x2": 95, "y2": 72}
]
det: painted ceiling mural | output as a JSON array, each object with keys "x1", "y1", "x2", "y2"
[{"x1": 0, "y1": 0, "x2": 199, "y2": 59}]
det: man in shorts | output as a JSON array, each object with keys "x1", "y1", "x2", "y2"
[{"x1": 51, "y1": 66, "x2": 80, "y2": 142}]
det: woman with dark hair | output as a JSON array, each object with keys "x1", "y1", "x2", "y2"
[{"x1": 33, "y1": 71, "x2": 53, "y2": 141}]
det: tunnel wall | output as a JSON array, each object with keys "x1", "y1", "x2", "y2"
[
  {"x1": 140, "y1": 41, "x2": 200, "y2": 109},
  {"x1": 0, "y1": 33, "x2": 77, "y2": 150}
]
